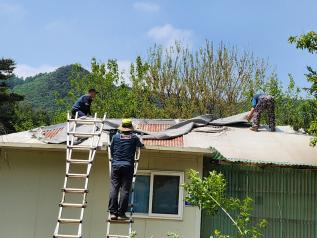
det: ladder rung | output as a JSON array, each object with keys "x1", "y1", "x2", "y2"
[
  {"x1": 62, "y1": 188, "x2": 88, "y2": 193},
  {"x1": 66, "y1": 173, "x2": 89, "y2": 178},
  {"x1": 68, "y1": 118, "x2": 104, "y2": 123},
  {"x1": 67, "y1": 145, "x2": 98, "y2": 150},
  {"x1": 69, "y1": 135, "x2": 96, "y2": 139},
  {"x1": 107, "y1": 219, "x2": 133, "y2": 224},
  {"x1": 59, "y1": 202, "x2": 86, "y2": 208},
  {"x1": 106, "y1": 235, "x2": 129, "y2": 238},
  {"x1": 58, "y1": 218, "x2": 82, "y2": 224},
  {"x1": 67, "y1": 159, "x2": 92, "y2": 164},
  {"x1": 67, "y1": 132, "x2": 101, "y2": 138},
  {"x1": 54, "y1": 234, "x2": 81, "y2": 238}
]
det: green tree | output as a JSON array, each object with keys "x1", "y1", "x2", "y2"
[
  {"x1": 0, "y1": 58, "x2": 23, "y2": 134},
  {"x1": 12, "y1": 102, "x2": 50, "y2": 132},
  {"x1": 130, "y1": 56, "x2": 165, "y2": 118},
  {"x1": 58, "y1": 40, "x2": 316, "y2": 136},
  {"x1": 65, "y1": 42, "x2": 271, "y2": 120},
  {"x1": 6, "y1": 75, "x2": 24, "y2": 88},
  {"x1": 56, "y1": 59, "x2": 133, "y2": 122},
  {"x1": 289, "y1": 31, "x2": 317, "y2": 146},
  {"x1": 183, "y1": 169, "x2": 267, "y2": 238},
  {"x1": 130, "y1": 41, "x2": 270, "y2": 119}
]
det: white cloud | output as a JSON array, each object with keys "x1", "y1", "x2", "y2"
[
  {"x1": 133, "y1": 2, "x2": 160, "y2": 13},
  {"x1": 15, "y1": 64, "x2": 58, "y2": 78},
  {"x1": 0, "y1": 3, "x2": 27, "y2": 19},
  {"x1": 147, "y1": 24, "x2": 192, "y2": 47}
]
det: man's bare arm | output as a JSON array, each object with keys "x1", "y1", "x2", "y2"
[{"x1": 247, "y1": 108, "x2": 255, "y2": 121}]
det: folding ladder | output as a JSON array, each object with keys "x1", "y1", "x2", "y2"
[
  {"x1": 53, "y1": 112, "x2": 106, "y2": 238},
  {"x1": 106, "y1": 132, "x2": 141, "y2": 238}
]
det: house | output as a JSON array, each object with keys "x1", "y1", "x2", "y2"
[{"x1": 0, "y1": 116, "x2": 316, "y2": 238}]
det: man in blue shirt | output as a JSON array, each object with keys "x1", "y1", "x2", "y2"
[
  {"x1": 247, "y1": 93, "x2": 275, "y2": 132},
  {"x1": 71, "y1": 89, "x2": 97, "y2": 118},
  {"x1": 108, "y1": 119, "x2": 144, "y2": 220}
]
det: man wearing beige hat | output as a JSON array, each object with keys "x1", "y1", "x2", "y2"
[{"x1": 108, "y1": 119, "x2": 144, "y2": 220}]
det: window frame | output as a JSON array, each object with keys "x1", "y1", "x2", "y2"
[{"x1": 133, "y1": 170, "x2": 184, "y2": 220}]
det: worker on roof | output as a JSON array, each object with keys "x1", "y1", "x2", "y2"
[
  {"x1": 71, "y1": 88, "x2": 98, "y2": 118},
  {"x1": 108, "y1": 119, "x2": 144, "y2": 220},
  {"x1": 247, "y1": 93, "x2": 276, "y2": 132}
]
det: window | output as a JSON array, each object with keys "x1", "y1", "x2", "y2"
[
  {"x1": 131, "y1": 171, "x2": 184, "y2": 219},
  {"x1": 133, "y1": 175, "x2": 150, "y2": 213}
]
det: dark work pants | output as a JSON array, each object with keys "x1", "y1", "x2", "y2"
[
  {"x1": 108, "y1": 164, "x2": 134, "y2": 216},
  {"x1": 71, "y1": 110, "x2": 86, "y2": 118},
  {"x1": 252, "y1": 95, "x2": 276, "y2": 130}
]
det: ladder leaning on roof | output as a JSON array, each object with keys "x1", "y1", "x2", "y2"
[
  {"x1": 53, "y1": 112, "x2": 106, "y2": 238},
  {"x1": 106, "y1": 131, "x2": 142, "y2": 238}
]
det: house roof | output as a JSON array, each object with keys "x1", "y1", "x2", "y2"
[
  {"x1": 19, "y1": 121, "x2": 185, "y2": 147},
  {"x1": 134, "y1": 123, "x2": 184, "y2": 147},
  {"x1": 0, "y1": 117, "x2": 316, "y2": 167},
  {"x1": 184, "y1": 126, "x2": 317, "y2": 167}
]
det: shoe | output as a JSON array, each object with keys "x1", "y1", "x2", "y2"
[
  {"x1": 270, "y1": 128, "x2": 276, "y2": 132},
  {"x1": 118, "y1": 214, "x2": 129, "y2": 220},
  {"x1": 110, "y1": 213, "x2": 118, "y2": 220},
  {"x1": 250, "y1": 126, "x2": 258, "y2": 132}
]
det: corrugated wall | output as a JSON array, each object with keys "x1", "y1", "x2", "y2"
[{"x1": 201, "y1": 160, "x2": 317, "y2": 238}]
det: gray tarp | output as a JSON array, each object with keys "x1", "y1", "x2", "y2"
[
  {"x1": 32, "y1": 112, "x2": 249, "y2": 144},
  {"x1": 210, "y1": 112, "x2": 250, "y2": 126}
]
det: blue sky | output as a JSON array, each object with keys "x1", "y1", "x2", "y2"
[{"x1": 1, "y1": 0, "x2": 316, "y2": 88}]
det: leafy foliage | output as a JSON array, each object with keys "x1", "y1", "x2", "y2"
[
  {"x1": 60, "y1": 41, "x2": 317, "y2": 139},
  {"x1": 66, "y1": 41, "x2": 272, "y2": 120},
  {"x1": 1, "y1": 64, "x2": 87, "y2": 132},
  {"x1": 259, "y1": 74, "x2": 317, "y2": 132},
  {"x1": 0, "y1": 58, "x2": 24, "y2": 134},
  {"x1": 0, "y1": 58, "x2": 24, "y2": 102},
  {"x1": 130, "y1": 41, "x2": 269, "y2": 118},
  {"x1": 305, "y1": 66, "x2": 317, "y2": 98},
  {"x1": 5, "y1": 40, "x2": 317, "y2": 140},
  {"x1": 11, "y1": 102, "x2": 50, "y2": 131},
  {"x1": 6, "y1": 75, "x2": 24, "y2": 88},
  {"x1": 309, "y1": 121, "x2": 317, "y2": 146},
  {"x1": 289, "y1": 31, "x2": 317, "y2": 146},
  {"x1": 183, "y1": 169, "x2": 267, "y2": 238},
  {"x1": 0, "y1": 58, "x2": 15, "y2": 80},
  {"x1": 53, "y1": 59, "x2": 133, "y2": 123},
  {"x1": 288, "y1": 31, "x2": 317, "y2": 54},
  {"x1": 183, "y1": 170, "x2": 226, "y2": 215}
]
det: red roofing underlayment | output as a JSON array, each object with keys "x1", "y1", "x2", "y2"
[
  {"x1": 137, "y1": 123, "x2": 184, "y2": 147},
  {"x1": 41, "y1": 123, "x2": 184, "y2": 147},
  {"x1": 42, "y1": 127, "x2": 64, "y2": 139}
]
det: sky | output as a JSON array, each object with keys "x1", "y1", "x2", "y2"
[{"x1": 0, "y1": 0, "x2": 317, "y2": 88}]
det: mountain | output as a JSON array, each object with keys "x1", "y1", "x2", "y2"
[
  {"x1": 6, "y1": 76, "x2": 24, "y2": 88},
  {"x1": 13, "y1": 65, "x2": 89, "y2": 112}
]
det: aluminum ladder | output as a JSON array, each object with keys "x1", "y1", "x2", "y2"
[
  {"x1": 53, "y1": 112, "x2": 106, "y2": 238},
  {"x1": 106, "y1": 132, "x2": 141, "y2": 238}
]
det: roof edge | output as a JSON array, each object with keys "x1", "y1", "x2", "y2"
[
  {"x1": 0, "y1": 142, "x2": 213, "y2": 155},
  {"x1": 209, "y1": 147, "x2": 317, "y2": 168}
]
